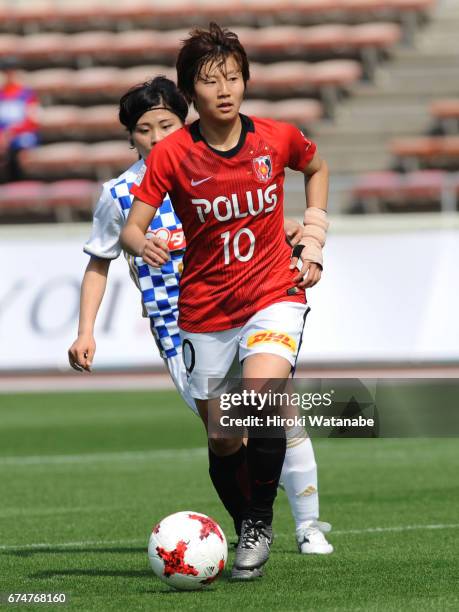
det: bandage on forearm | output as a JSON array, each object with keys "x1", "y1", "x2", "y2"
[{"x1": 300, "y1": 207, "x2": 329, "y2": 268}]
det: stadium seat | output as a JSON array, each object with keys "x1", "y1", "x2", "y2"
[
  {"x1": 390, "y1": 136, "x2": 440, "y2": 170},
  {"x1": 20, "y1": 33, "x2": 68, "y2": 63},
  {"x1": 66, "y1": 31, "x2": 116, "y2": 65},
  {"x1": 86, "y1": 141, "x2": 138, "y2": 179},
  {"x1": 391, "y1": 136, "x2": 459, "y2": 170},
  {"x1": 46, "y1": 179, "x2": 99, "y2": 220},
  {"x1": 113, "y1": 30, "x2": 185, "y2": 62},
  {"x1": 4, "y1": 2, "x2": 54, "y2": 31},
  {"x1": 72, "y1": 67, "x2": 122, "y2": 100},
  {"x1": 430, "y1": 99, "x2": 459, "y2": 134},
  {"x1": 37, "y1": 105, "x2": 123, "y2": 140},
  {"x1": 0, "y1": 181, "x2": 48, "y2": 211},
  {"x1": 242, "y1": 99, "x2": 323, "y2": 125},
  {"x1": 351, "y1": 169, "x2": 447, "y2": 212},
  {"x1": 352, "y1": 171, "x2": 402, "y2": 211},
  {"x1": 37, "y1": 105, "x2": 81, "y2": 140},
  {"x1": 119, "y1": 65, "x2": 176, "y2": 93},
  {"x1": 0, "y1": 34, "x2": 19, "y2": 57},
  {"x1": 348, "y1": 22, "x2": 402, "y2": 77},
  {"x1": 399, "y1": 169, "x2": 445, "y2": 201},
  {"x1": 250, "y1": 60, "x2": 361, "y2": 117},
  {"x1": 79, "y1": 105, "x2": 123, "y2": 138},
  {"x1": 18, "y1": 142, "x2": 90, "y2": 178},
  {"x1": 23, "y1": 68, "x2": 76, "y2": 99}
]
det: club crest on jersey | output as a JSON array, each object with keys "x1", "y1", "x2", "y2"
[{"x1": 252, "y1": 155, "x2": 272, "y2": 183}]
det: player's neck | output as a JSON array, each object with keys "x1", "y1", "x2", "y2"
[{"x1": 198, "y1": 115, "x2": 242, "y2": 152}]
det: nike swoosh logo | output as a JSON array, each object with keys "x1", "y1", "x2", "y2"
[{"x1": 191, "y1": 177, "x2": 212, "y2": 186}]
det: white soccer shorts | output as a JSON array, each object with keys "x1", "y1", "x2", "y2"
[
  {"x1": 180, "y1": 301, "x2": 310, "y2": 400},
  {"x1": 165, "y1": 353, "x2": 199, "y2": 416}
]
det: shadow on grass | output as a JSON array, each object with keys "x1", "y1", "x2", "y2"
[
  {"x1": 31, "y1": 569, "x2": 153, "y2": 579},
  {"x1": 30, "y1": 568, "x2": 230, "y2": 594},
  {"x1": 1, "y1": 546, "x2": 146, "y2": 558}
]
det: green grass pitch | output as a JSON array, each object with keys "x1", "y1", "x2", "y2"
[{"x1": 0, "y1": 390, "x2": 458, "y2": 611}]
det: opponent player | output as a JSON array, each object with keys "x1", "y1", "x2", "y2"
[
  {"x1": 121, "y1": 24, "x2": 331, "y2": 579},
  {"x1": 68, "y1": 76, "x2": 333, "y2": 561}
]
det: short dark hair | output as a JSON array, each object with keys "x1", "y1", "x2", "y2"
[
  {"x1": 176, "y1": 22, "x2": 250, "y2": 103},
  {"x1": 118, "y1": 76, "x2": 188, "y2": 132}
]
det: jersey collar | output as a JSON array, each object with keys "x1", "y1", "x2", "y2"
[{"x1": 189, "y1": 114, "x2": 255, "y2": 159}]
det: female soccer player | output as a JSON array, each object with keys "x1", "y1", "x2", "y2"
[
  {"x1": 68, "y1": 76, "x2": 332, "y2": 567},
  {"x1": 121, "y1": 24, "x2": 331, "y2": 579}
]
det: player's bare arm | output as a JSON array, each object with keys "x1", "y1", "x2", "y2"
[
  {"x1": 121, "y1": 198, "x2": 170, "y2": 267},
  {"x1": 68, "y1": 256, "x2": 110, "y2": 372},
  {"x1": 290, "y1": 151, "x2": 329, "y2": 289}
]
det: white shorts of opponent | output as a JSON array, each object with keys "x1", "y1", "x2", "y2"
[
  {"x1": 165, "y1": 352, "x2": 199, "y2": 416},
  {"x1": 180, "y1": 301, "x2": 310, "y2": 400}
]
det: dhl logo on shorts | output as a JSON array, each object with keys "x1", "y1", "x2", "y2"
[{"x1": 247, "y1": 331, "x2": 296, "y2": 353}]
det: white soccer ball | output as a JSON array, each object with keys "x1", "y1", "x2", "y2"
[{"x1": 148, "y1": 511, "x2": 228, "y2": 591}]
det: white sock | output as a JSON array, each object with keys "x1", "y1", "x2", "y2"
[{"x1": 281, "y1": 429, "x2": 319, "y2": 529}]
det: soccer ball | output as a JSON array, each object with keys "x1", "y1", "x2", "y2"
[{"x1": 148, "y1": 511, "x2": 228, "y2": 591}]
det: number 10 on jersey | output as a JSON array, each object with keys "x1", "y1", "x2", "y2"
[{"x1": 220, "y1": 229, "x2": 255, "y2": 265}]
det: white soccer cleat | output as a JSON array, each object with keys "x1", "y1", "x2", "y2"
[{"x1": 296, "y1": 520, "x2": 334, "y2": 554}]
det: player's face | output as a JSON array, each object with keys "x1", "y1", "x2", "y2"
[
  {"x1": 193, "y1": 55, "x2": 245, "y2": 124},
  {"x1": 132, "y1": 107, "x2": 183, "y2": 160}
]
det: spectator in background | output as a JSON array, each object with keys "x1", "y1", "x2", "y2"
[{"x1": 0, "y1": 56, "x2": 39, "y2": 183}]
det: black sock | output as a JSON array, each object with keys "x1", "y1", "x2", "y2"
[
  {"x1": 245, "y1": 428, "x2": 286, "y2": 526},
  {"x1": 208, "y1": 444, "x2": 250, "y2": 536}
]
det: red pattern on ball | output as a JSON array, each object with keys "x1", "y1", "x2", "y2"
[
  {"x1": 156, "y1": 540, "x2": 199, "y2": 577},
  {"x1": 188, "y1": 514, "x2": 224, "y2": 542}
]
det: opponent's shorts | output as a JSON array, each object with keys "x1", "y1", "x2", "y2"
[
  {"x1": 180, "y1": 301, "x2": 310, "y2": 400},
  {"x1": 165, "y1": 353, "x2": 199, "y2": 416}
]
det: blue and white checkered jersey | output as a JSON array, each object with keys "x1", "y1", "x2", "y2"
[{"x1": 84, "y1": 159, "x2": 185, "y2": 359}]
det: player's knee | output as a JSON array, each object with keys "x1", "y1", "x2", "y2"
[{"x1": 208, "y1": 437, "x2": 242, "y2": 457}]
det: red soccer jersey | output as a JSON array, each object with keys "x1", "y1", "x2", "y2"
[{"x1": 131, "y1": 114, "x2": 316, "y2": 332}]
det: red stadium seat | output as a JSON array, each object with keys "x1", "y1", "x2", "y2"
[
  {"x1": 86, "y1": 141, "x2": 138, "y2": 179},
  {"x1": 18, "y1": 142, "x2": 90, "y2": 178},
  {"x1": 430, "y1": 100, "x2": 459, "y2": 137},
  {"x1": 309, "y1": 59, "x2": 363, "y2": 86},
  {"x1": 268, "y1": 99, "x2": 323, "y2": 124},
  {"x1": 80, "y1": 105, "x2": 122, "y2": 137},
  {"x1": 23, "y1": 68, "x2": 75, "y2": 98},
  {"x1": 72, "y1": 67, "x2": 122, "y2": 99},
  {"x1": 237, "y1": 26, "x2": 304, "y2": 56},
  {"x1": 399, "y1": 169, "x2": 445, "y2": 200},
  {"x1": 119, "y1": 66, "x2": 176, "y2": 92},
  {"x1": 353, "y1": 171, "x2": 402, "y2": 199},
  {"x1": 348, "y1": 22, "x2": 402, "y2": 48},
  {"x1": 7, "y1": 2, "x2": 54, "y2": 29},
  {"x1": 114, "y1": 30, "x2": 187, "y2": 61},
  {"x1": 352, "y1": 169, "x2": 446, "y2": 212},
  {"x1": 66, "y1": 31, "x2": 116, "y2": 63},
  {"x1": 0, "y1": 181, "x2": 48, "y2": 211},
  {"x1": 390, "y1": 137, "x2": 459, "y2": 170},
  {"x1": 430, "y1": 99, "x2": 459, "y2": 120},
  {"x1": 20, "y1": 33, "x2": 68, "y2": 62},
  {"x1": 46, "y1": 179, "x2": 99, "y2": 212},
  {"x1": 0, "y1": 35, "x2": 19, "y2": 57},
  {"x1": 242, "y1": 99, "x2": 323, "y2": 125},
  {"x1": 37, "y1": 105, "x2": 81, "y2": 139},
  {"x1": 297, "y1": 24, "x2": 350, "y2": 51}
]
